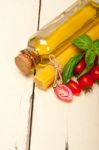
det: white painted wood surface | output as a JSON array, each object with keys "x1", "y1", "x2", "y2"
[{"x1": 0, "y1": 0, "x2": 99, "y2": 150}]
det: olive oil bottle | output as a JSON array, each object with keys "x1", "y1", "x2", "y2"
[{"x1": 15, "y1": 0, "x2": 99, "y2": 75}]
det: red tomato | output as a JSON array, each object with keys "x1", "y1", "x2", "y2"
[
  {"x1": 74, "y1": 58, "x2": 86, "y2": 75},
  {"x1": 90, "y1": 65, "x2": 99, "y2": 81},
  {"x1": 78, "y1": 74, "x2": 93, "y2": 91},
  {"x1": 54, "y1": 84, "x2": 73, "y2": 102},
  {"x1": 66, "y1": 80, "x2": 81, "y2": 96}
]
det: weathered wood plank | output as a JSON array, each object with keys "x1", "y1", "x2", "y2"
[
  {"x1": 68, "y1": 84, "x2": 99, "y2": 150},
  {"x1": 0, "y1": 0, "x2": 39, "y2": 149},
  {"x1": 30, "y1": 0, "x2": 75, "y2": 150},
  {"x1": 31, "y1": 0, "x2": 99, "y2": 150}
]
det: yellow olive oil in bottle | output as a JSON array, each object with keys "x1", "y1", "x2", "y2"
[{"x1": 15, "y1": 0, "x2": 99, "y2": 75}]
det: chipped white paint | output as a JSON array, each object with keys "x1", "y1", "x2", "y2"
[{"x1": 0, "y1": 0, "x2": 99, "y2": 150}]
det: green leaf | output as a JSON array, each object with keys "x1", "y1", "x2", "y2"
[
  {"x1": 62, "y1": 53, "x2": 83, "y2": 84},
  {"x1": 85, "y1": 50, "x2": 96, "y2": 65},
  {"x1": 72, "y1": 34, "x2": 93, "y2": 51},
  {"x1": 78, "y1": 50, "x2": 95, "y2": 78},
  {"x1": 93, "y1": 39, "x2": 99, "y2": 56}
]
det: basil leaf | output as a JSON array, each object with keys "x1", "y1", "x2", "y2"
[
  {"x1": 62, "y1": 53, "x2": 83, "y2": 84},
  {"x1": 85, "y1": 50, "x2": 96, "y2": 65},
  {"x1": 78, "y1": 50, "x2": 95, "y2": 78},
  {"x1": 93, "y1": 39, "x2": 99, "y2": 56},
  {"x1": 72, "y1": 34, "x2": 93, "y2": 51}
]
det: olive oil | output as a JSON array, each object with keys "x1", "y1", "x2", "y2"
[{"x1": 15, "y1": 0, "x2": 99, "y2": 75}]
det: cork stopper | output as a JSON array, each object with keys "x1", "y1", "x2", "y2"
[{"x1": 15, "y1": 49, "x2": 41, "y2": 75}]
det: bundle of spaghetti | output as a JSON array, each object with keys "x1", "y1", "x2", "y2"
[{"x1": 34, "y1": 22, "x2": 99, "y2": 90}]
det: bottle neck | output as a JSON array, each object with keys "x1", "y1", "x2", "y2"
[
  {"x1": 15, "y1": 48, "x2": 41, "y2": 75},
  {"x1": 21, "y1": 48, "x2": 41, "y2": 66}
]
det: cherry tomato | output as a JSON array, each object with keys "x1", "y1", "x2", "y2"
[
  {"x1": 90, "y1": 65, "x2": 99, "y2": 81},
  {"x1": 66, "y1": 80, "x2": 81, "y2": 96},
  {"x1": 54, "y1": 84, "x2": 73, "y2": 102},
  {"x1": 78, "y1": 74, "x2": 93, "y2": 91},
  {"x1": 74, "y1": 58, "x2": 86, "y2": 75}
]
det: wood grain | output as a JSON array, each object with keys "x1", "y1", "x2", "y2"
[{"x1": 0, "y1": 0, "x2": 99, "y2": 150}]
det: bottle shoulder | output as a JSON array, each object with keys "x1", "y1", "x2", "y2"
[{"x1": 28, "y1": 36, "x2": 53, "y2": 55}]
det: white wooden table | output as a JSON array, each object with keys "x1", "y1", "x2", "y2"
[{"x1": 0, "y1": 0, "x2": 99, "y2": 150}]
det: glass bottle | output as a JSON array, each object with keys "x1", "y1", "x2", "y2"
[{"x1": 15, "y1": 0, "x2": 99, "y2": 75}]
